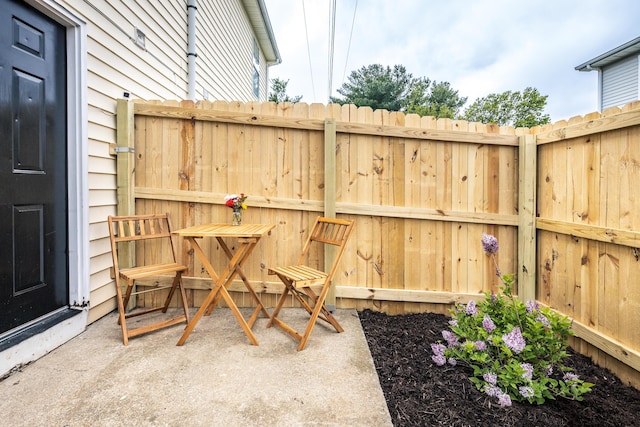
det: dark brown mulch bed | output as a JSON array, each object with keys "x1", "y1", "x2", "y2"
[{"x1": 359, "y1": 309, "x2": 640, "y2": 427}]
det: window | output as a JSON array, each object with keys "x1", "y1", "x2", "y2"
[
  {"x1": 253, "y1": 37, "x2": 260, "y2": 68},
  {"x1": 252, "y1": 37, "x2": 260, "y2": 98},
  {"x1": 253, "y1": 69, "x2": 259, "y2": 98}
]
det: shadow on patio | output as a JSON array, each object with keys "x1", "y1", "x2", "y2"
[{"x1": 0, "y1": 308, "x2": 392, "y2": 426}]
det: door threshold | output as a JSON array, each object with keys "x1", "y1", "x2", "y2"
[{"x1": 0, "y1": 308, "x2": 81, "y2": 352}]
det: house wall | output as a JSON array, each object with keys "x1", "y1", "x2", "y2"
[
  {"x1": 47, "y1": 0, "x2": 274, "y2": 323},
  {"x1": 197, "y1": 0, "x2": 271, "y2": 102},
  {"x1": 602, "y1": 54, "x2": 639, "y2": 111}
]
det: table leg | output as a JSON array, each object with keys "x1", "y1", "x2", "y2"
[
  {"x1": 176, "y1": 237, "x2": 222, "y2": 346},
  {"x1": 203, "y1": 238, "x2": 252, "y2": 316},
  {"x1": 206, "y1": 237, "x2": 270, "y2": 320},
  {"x1": 213, "y1": 282, "x2": 259, "y2": 346},
  {"x1": 177, "y1": 237, "x2": 260, "y2": 346}
]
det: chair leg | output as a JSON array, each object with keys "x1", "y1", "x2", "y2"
[
  {"x1": 269, "y1": 275, "x2": 344, "y2": 350},
  {"x1": 297, "y1": 283, "x2": 343, "y2": 351},
  {"x1": 268, "y1": 286, "x2": 304, "y2": 343},
  {"x1": 176, "y1": 274, "x2": 191, "y2": 323},
  {"x1": 267, "y1": 278, "x2": 291, "y2": 328},
  {"x1": 301, "y1": 287, "x2": 343, "y2": 333},
  {"x1": 114, "y1": 279, "x2": 130, "y2": 345},
  {"x1": 161, "y1": 274, "x2": 180, "y2": 313},
  {"x1": 119, "y1": 282, "x2": 136, "y2": 323},
  {"x1": 161, "y1": 273, "x2": 190, "y2": 323}
]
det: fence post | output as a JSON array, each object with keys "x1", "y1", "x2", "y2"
[
  {"x1": 518, "y1": 133, "x2": 537, "y2": 302},
  {"x1": 115, "y1": 99, "x2": 136, "y2": 308},
  {"x1": 115, "y1": 99, "x2": 135, "y2": 218},
  {"x1": 324, "y1": 119, "x2": 338, "y2": 308}
]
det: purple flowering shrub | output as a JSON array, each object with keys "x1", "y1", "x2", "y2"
[{"x1": 432, "y1": 233, "x2": 593, "y2": 406}]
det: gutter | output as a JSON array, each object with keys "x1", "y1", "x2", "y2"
[
  {"x1": 256, "y1": 0, "x2": 281, "y2": 66},
  {"x1": 187, "y1": 0, "x2": 197, "y2": 100}
]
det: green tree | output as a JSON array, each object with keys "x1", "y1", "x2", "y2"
[
  {"x1": 461, "y1": 87, "x2": 550, "y2": 127},
  {"x1": 331, "y1": 64, "x2": 413, "y2": 111},
  {"x1": 331, "y1": 64, "x2": 465, "y2": 119},
  {"x1": 268, "y1": 78, "x2": 302, "y2": 104},
  {"x1": 406, "y1": 81, "x2": 467, "y2": 119}
]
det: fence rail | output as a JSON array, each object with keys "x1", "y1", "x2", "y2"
[{"x1": 114, "y1": 99, "x2": 640, "y2": 387}]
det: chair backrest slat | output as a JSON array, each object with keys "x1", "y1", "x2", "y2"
[
  {"x1": 310, "y1": 218, "x2": 351, "y2": 246},
  {"x1": 108, "y1": 213, "x2": 179, "y2": 267},
  {"x1": 297, "y1": 217, "x2": 355, "y2": 274}
]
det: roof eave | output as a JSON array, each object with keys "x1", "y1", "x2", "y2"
[
  {"x1": 575, "y1": 36, "x2": 640, "y2": 72},
  {"x1": 241, "y1": 0, "x2": 282, "y2": 65}
]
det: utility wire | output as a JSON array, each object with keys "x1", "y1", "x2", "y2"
[
  {"x1": 302, "y1": 0, "x2": 317, "y2": 100},
  {"x1": 341, "y1": 0, "x2": 358, "y2": 87},
  {"x1": 327, "y1": 0, "x2": 336, "y2": 103}
]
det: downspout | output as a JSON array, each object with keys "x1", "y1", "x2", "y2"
[{"x1": 187, "y1": 0, "x2": 197, "y2": 100}]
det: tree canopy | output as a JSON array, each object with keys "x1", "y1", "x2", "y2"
[
  {"x1": 330, "y1": 64, "x2": 467, "y2": 119},
  {"x1": 274, "y1": 63, "x2": 551, "y2": 127},
  {"x1": 461, "y1": 87, "x2": 550, "y2": 127},
  {"x1": 268, "y1": 78, "x2": 302, "y2": 104},
  {"x1": 405, "y1": 81, "x2": 467, "y2": 119},
  {"x1": 330, "y1": 64, "x2": 413, "y2": 112}
]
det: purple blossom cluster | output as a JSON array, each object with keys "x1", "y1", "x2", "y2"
[
  {"x1": 483, "y1": 372, "x2": 497, "y2": 385},
  {"x1": 497, "y1": 393, "x2": 512, "y2": 407},
  {"x1": 442, "y1": 330, "x2": 459, "y2": 347},
  {"x1": 502, "y1": 327, "x2": 526, "y2": 353},
  {"x1": 474, "y1": 340, "x2": 487, "y2": 351},
  {"x1": 563, "y1": 372, "x2": 579, "y2": 382},
  {"x1": 431, "y1": 343, "x2": 447, "y2": 366},
  {"x1": 481, "y1": 233, "x2": 499, "y2": 255},
  {"x1": 485, "y1": 384, "x2": 512, "y2": 407},
  {"x1": 519, "y1": 386, "x2": 534, "y2": 399},
  {"x1": 525, "y1": 300, "x2": 539, "y2": 313},
  {"x1": 482, "y1": 314, "x2": 496, "y2": 333},
  {"x1": 465, "y1": 300, "x2": 477, "y2": 316},
  {"x1": 536, "y1": 314, "x2": 551, "y2": 327},
  {"x1": 521, "y1": 363, "x2": 533, "y2": 380}
]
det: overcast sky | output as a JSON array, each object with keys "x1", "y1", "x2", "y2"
[{"x1": 263, "y1": 0, "x2": 640, "y2": 122}]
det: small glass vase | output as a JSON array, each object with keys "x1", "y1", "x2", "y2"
[{"x1": 231, "y1": 208, "x2": 242, "y2": 226}]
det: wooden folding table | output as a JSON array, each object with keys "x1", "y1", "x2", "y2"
[{"x1": 172, "y1": 223, "x2": 275, "y2": 346}]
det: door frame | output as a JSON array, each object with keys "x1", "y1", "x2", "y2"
[{"x1": 1, "y1": 0, "x2": 89, "y2": 377}]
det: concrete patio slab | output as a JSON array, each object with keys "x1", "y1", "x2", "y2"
[{"x1": 0, "y1": 308, "x2": 392, "y2": 426}]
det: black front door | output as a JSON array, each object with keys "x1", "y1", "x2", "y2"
[{"x1": 0, "y1": 0, "x2": 68, "y2": 334}]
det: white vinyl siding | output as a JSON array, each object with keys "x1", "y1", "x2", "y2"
[
  {"x1": 197, "y1": 0, "x2": 269, "y2": 101},
  {"x1": 601, "y1": 55, "x2": 639, "y2": 110},
  {"x1": 61, "y1": 0, "x2": 191, "y2": 320},
  {"x1": 40, "y1": 0, "x2": 275, "y2": 322}
]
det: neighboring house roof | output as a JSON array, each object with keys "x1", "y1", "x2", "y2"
[
  {"x1": 242, "y1": 0, "x2": 281, "y2": 65},
  {"x1": 575, "y1": 36, "x2": 640, "y2": 71}
]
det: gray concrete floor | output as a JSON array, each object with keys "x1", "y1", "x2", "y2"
[{"x1": 0, "y1": 308, "x2": 392, "y2": 427}]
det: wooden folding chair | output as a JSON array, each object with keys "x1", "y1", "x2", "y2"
[
  {"x1": 108, "y1": 213, "x2": 190, "y2": 345},
  {"x1": 267, "y1": 217, "x2": 355, "y2": 350}
]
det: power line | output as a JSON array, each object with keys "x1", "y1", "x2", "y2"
[
  {"x1": 327, "y1": 0, "x2": 336, "y2": 103},
  {"x1": 341, "y1": 0, "x2": 358, "y2": 87},
  {"x1": 302, "y1": 0, "x2": 316, "y2": 100}
]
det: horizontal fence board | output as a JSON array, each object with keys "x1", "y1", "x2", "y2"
[
  {"x1": 550, "y1": 306, "x2": 640, "y2": 373},
  {"x1": 133, "y1": 101, "x2": 519, "y2": 145},
  {"x1": 537, "y1": 218, "x2": 640, "y2": 248},
  {"x1": 536, "y1": 107, "x2": 640, "y2": 144},
  {"x1": 135, "y1": 187, "x2": 518, "y2": 225},
  {"x1": 135, "y1": 275, "x2": 483, "y2": 306}
]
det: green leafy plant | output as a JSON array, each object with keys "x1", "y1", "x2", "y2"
[{"x1": 431, "y1": 233, "x2": 593, "y2": 407}]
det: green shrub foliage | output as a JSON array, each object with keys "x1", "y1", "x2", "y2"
[{"x1": 431, "y1": 234, "x2": 593, "y2": 406}]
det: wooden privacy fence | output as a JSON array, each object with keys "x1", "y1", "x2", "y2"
[{"x1": 113, "y1": 99, "x2": 640, "y2": 387}]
